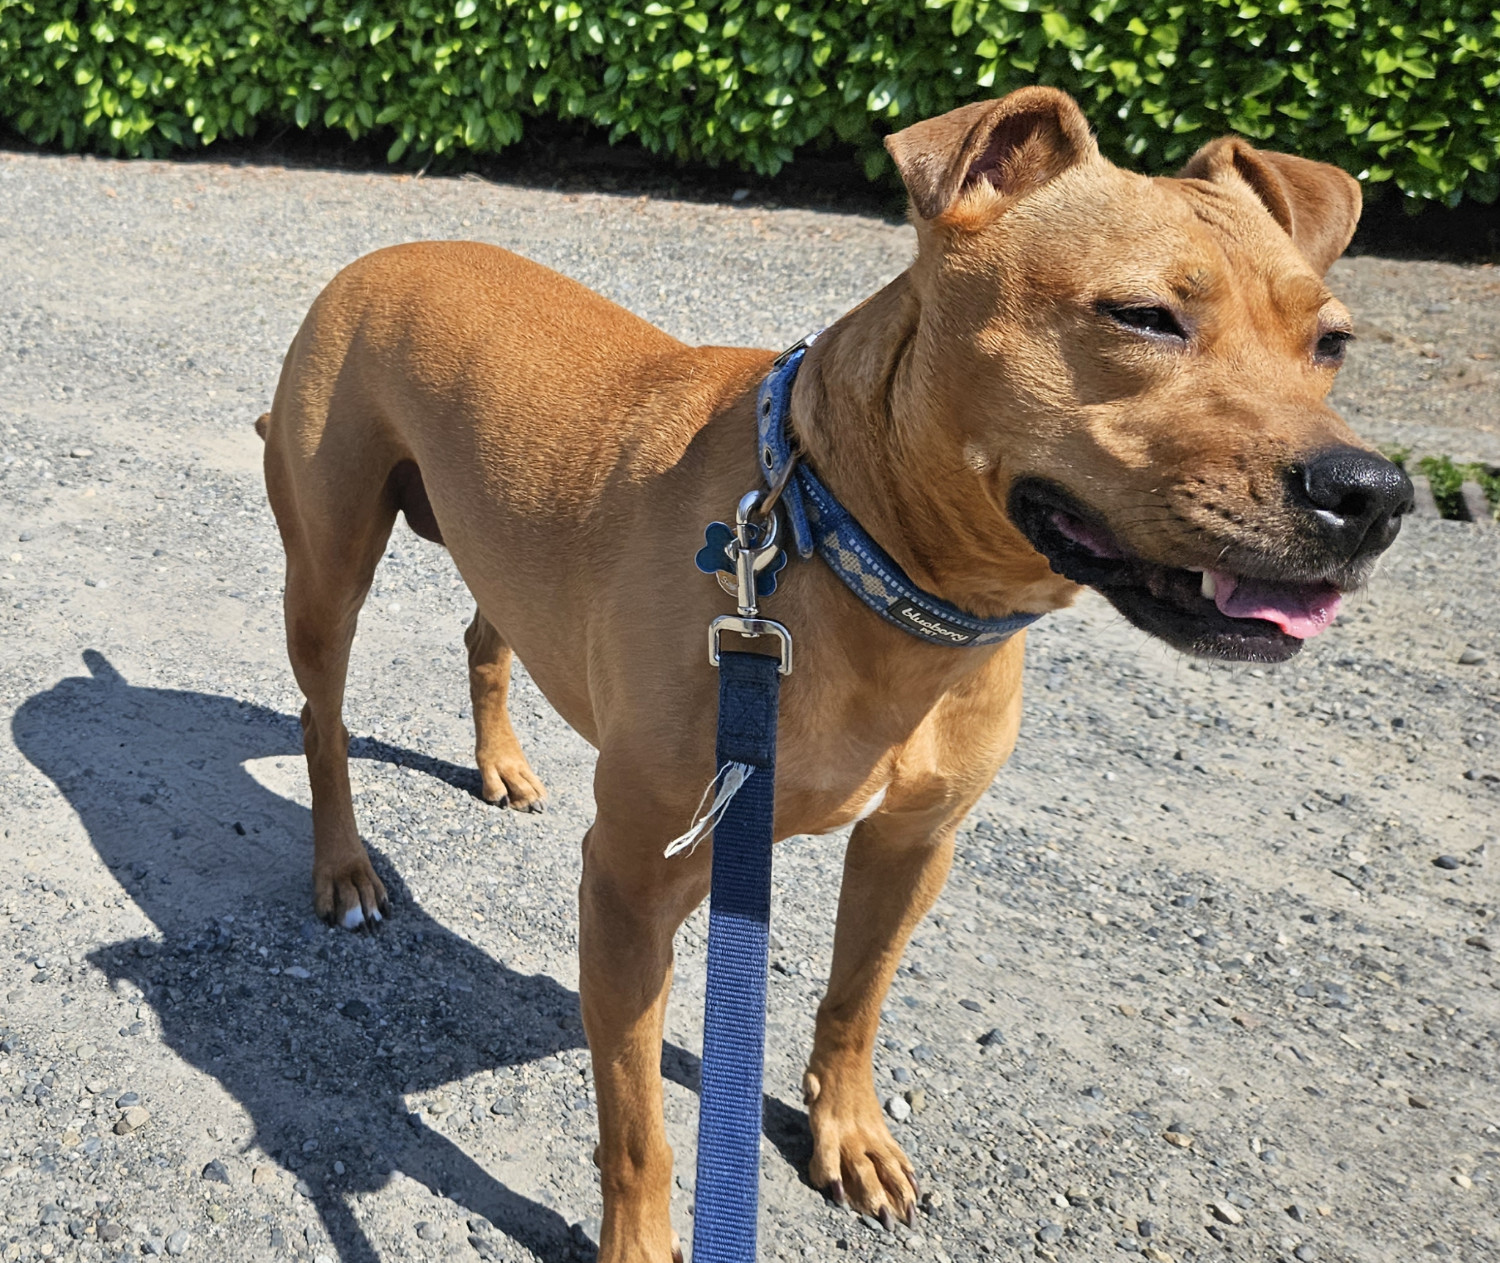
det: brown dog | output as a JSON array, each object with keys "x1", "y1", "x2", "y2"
[{"x1": 260, "y1": 87, "x2": 1410, "y2": 1261}]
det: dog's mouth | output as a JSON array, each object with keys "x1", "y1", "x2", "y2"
[{"x1": 1008, "y1": 479, "x2": 1344, "y2": 663}]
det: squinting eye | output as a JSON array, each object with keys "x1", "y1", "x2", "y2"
[
  {"x1": 1100, "y1": 303, "x2": 1188, "y2": 341},
  {"x1": 1316, "y1": 330, "x2": 1352, "y2": 362}
]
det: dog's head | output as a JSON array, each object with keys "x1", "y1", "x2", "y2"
[{"x1": 883, "y1": 87, "x2": 1411, "y2": 663}]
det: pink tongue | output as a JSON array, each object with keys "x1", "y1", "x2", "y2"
[{"x1": 1211, "y1": 572, "x2": 1342, "y2": 639}]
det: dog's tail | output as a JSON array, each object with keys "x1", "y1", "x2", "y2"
[{"x1": 254, "y1": 412, "x2": 270, "y2": 441}]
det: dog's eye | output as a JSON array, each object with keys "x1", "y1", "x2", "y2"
[
  {"x1": 1315, "y1": 329, "x2": 1352, "y2": 363},
  {"x1": 1100, "y1": 304, "x2": 1187, "y2": 341}
]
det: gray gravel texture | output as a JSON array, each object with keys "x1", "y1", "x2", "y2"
[{"x1": 0, "y1": 151, "x2": 1497, "y2": 1263}]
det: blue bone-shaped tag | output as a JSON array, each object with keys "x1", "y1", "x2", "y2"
[{"x1": 695, "y1": 521, "x2": 786, "y2": 598}]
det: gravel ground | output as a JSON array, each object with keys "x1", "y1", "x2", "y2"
[{"x1": 0, "y1": 151, "x2": 1497, "y2": 1263}]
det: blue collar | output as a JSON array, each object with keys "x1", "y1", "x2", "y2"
[{"x1": 756, "y1": 339, "x2": 1042, "y2": 649}]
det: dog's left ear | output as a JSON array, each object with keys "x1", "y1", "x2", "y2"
[
  {"x1": 885, "y1": 87, "x2": 1098, "y2": 223},
  {"x1": 1177, "y1": 136, "x2": 1361, "y2": 275}
]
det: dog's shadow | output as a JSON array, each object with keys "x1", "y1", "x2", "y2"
[{"x1": 13, "y1": 652, "x2": 813, "y2": 1262}]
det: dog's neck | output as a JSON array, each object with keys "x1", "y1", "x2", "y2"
[{"x1": 789, "y1": 271, "x2": 1076, "y2": 621}]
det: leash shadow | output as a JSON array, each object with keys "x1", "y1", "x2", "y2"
[{"x1": 13, "y1": 651, "x2": 818, "y2": 1259}]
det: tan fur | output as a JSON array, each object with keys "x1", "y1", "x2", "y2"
[{"x1": 261, "y1": 88, "x2": 1376, "y2": 1259}]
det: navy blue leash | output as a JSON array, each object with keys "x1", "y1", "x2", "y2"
[
  {"x1": 691, "y1": 650, "x2": 781, "y2": 1263},
  {"x1": 687, "y1": 337, "x2": 1041, "y2": 1261}
]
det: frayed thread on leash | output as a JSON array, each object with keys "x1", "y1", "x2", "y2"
[{"x1": 663, "y1": 762, "x2": 755, "y2": 858}]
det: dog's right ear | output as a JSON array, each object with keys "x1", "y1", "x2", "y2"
[{"x1": 885, "y1": 87, "x2": 1098, "y2": 223}]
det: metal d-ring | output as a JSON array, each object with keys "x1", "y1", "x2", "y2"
[
  {"x1": 753, "y1": 452, "x2": 799, "y2": 524},
  {"x1": 709, "y1": 615, "x2": 793, "y2": 675}
]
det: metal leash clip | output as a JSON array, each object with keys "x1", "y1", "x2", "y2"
[{"x1": 702, "y1": 489, "x2": 793, "y2": 675}]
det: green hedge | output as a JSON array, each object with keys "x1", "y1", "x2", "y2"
[{"x1": 2, "y1": 1, "x2": 1497, "y2": 205}]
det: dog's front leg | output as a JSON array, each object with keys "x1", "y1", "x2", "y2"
[
  {"x1": 580, "y1": 818, "x2": 710, "y2": 1263},
  {"x1": 804, "y1": 813, "x2": 958, "y2": 1228}
]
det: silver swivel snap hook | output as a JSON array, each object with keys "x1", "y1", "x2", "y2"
[
  {"x1": 730, "y1": 490, "x2": 781, "y2": 619},
  {"x1": 701, "y1": 489, "x2": 794, "y2": 676}
]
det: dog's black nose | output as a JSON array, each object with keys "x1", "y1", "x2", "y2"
[{"x1": 1291, "y1": 447, "x2": 1413, "y2": 559}]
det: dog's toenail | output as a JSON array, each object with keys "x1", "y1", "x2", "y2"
[
  {"x1": 878, "y1": 1207, "x2": 895, "y2": 1232},
  {"x1": 828, "y1": 1179, "x2": 846, "y2": 1207}
]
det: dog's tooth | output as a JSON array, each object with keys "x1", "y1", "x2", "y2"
[{"x1": 1201, "y1": 571, "x2": 1217, "y2": 601}]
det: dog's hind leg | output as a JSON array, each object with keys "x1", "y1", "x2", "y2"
[
  {"x1": 263, "y1": 407, "x2": 398, "y2": 930},
  {"x1": 803, "y1": 814, "x2": 957, "y2": 1228},
  {"x1": 464, "y1": 608, "x2": 546, "y2": 811}
]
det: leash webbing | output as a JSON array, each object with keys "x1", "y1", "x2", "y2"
[
  {"x1": 691, "y1": 649, "x2": 781, "y2": 1263},
  {"x1": 687, "y1": 336, "x2": 1042, "y2": 1260}
]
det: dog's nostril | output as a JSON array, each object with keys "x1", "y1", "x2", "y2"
[{"x1": 1291, "y1": 447, "x2": 1415, "y2": 558}]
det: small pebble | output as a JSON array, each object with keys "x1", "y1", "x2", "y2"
[
  {"x1": 415, "y1": 1221, "x2": 443, "y2": 1242},
  {"x1": 114, "y1": 1106, "x2": 150, "y2": 1134},
  {"x1": 1037, "y1": 1222, "x2": 1063, "y2": 1244},
  {"x1": 200, "y1": 1160, "x2": 229, "y2": 1185},
  {"x1": 1293, "y1": 1246, "x2": 1318, "y2": 1262},
  {"x1": 1432, "y1": 855, "x2": 1461, "y2": 870},
  {"x1": 886, "y1": 1095, "x2": 911, "y2": 1123},
  {"x1": 165, "y1": 1229, "x2": 190, "y2": 1256},
  {"x1": 1210, "y1": 1200, "x2": 1243, "y2": 1225},
  {"x1": 976, "y1": 1028, "x2": 1005, "y2": 1047},
  {"x1": 1458, "y1": 647, "x2": 1487, "y2": 665}
]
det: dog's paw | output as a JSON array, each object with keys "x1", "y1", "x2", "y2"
[
  {"x1": 313, "y1": 852, "x2": 390, "y2": 930},
  {"x1": 478, "y1": 752, "x2": 547, "y2": 813},
  {"x1": 804, "y1": 1071, "x2": 920, "y2": 1228}
]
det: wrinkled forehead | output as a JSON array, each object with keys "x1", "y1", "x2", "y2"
[{"x1": 970, "y1": 164, "x2": 1342, "y2": 322}]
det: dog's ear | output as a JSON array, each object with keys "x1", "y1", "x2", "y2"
[
  {"x1": 1177, "y1": 136, "x2": 1361, "y2": 275},
  {"x1": 885, "y1": 87, "x2": 1097, "y2": 223}
]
